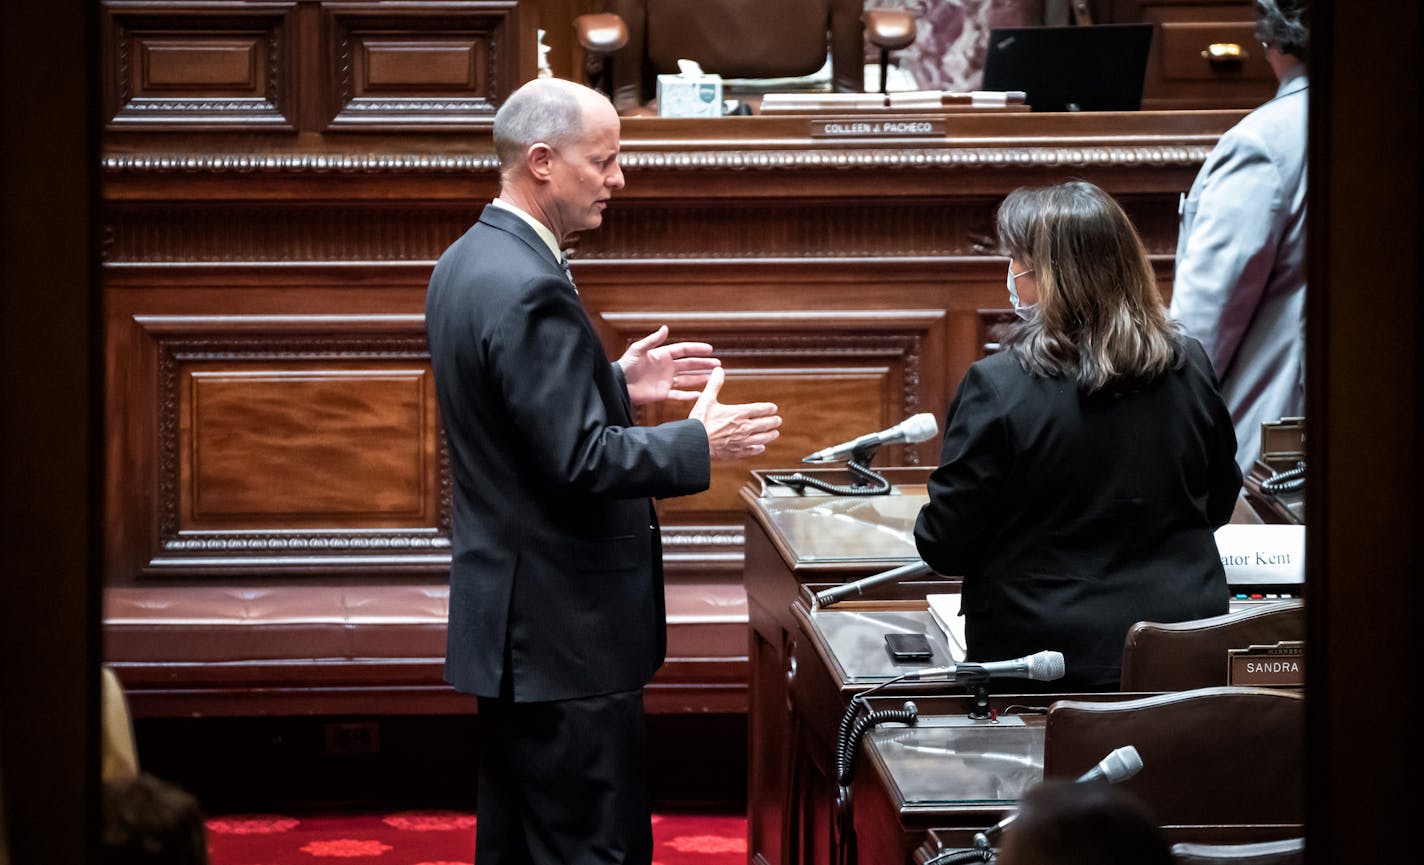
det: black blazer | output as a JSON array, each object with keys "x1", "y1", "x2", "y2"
[
  {"x1": 425, "y1": 205, "x2": 710, "y2": 702},
  {"x1": 914, "y1": 339, "x2": 1241, "y2": 691}
]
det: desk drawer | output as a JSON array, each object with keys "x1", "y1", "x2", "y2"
[
  {"x1": 1159, "y1": 21, "x2": 1272, "y2": 81},
  {"x1": 1131, "y1": 1, "x2": 1277, "y2": 109}
]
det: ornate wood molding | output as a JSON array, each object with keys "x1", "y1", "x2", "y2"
[
  {"x1": 662, "y1": 527, "x2": 745, "y2": 545},
  {"x1": 102, "y1": 143, "x2": 1214, "y2": 174},
  {"x1": 102, "y1": 152, "x2": 499, "y2": 172},
  {"x1": 620, "y1": 144, "x2": 1215, "y2": 170}
]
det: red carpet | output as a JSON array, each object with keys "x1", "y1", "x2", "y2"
[{"x1": 207, "y1": 811, "x2": 747, "y2": 865}]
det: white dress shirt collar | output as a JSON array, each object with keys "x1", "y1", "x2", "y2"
[{"x1": 489, "y1": 197, "x2": 563, "y2": 263}]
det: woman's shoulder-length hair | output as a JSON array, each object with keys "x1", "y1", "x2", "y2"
[{"x1": 996, "y1": 180, "x2": 1184, "y2": 394}]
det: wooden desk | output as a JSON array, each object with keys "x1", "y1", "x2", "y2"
[
  {"x1": 851, "y1": 696, "x2": 1305, "y2": 865},
  {"x1": 854, "y1": 701, "x2": 1050, "y2": 865},
  {"x1": 772, "y1": 574, "x2": 1298, "y2": 865},
  {"x1": 912, "y1": 825, "x2": 1304, "y2": 864},
  {"x1": 741, "y1": 467, "x2": 952, "y2": 865},
  {"x1": 741, "y1": 470, "x2": 1297, "y2": 865},
  {"x1": 790, "y1": 599, "x2": 1145, "y2": 865}
]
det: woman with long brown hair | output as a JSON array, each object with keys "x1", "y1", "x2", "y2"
[{"x1": 915, "y1": 181, "x2": 1241, "y2": 691}]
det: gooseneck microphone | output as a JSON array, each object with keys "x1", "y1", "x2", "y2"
[
  {"x1": 815, "y1": 561, "x2": 936, "y2": 606},
  {"x1": 900, "y1": 650, "x2": 1066, "y2": 683},
  {"x1": 972, "y1": 746, "x2": 1144, "y2": 849},
  {"x1": 802, "y1": 413, "x2": 939, "y2": 463},
  {"x1": 1074, "y1": 744, "x2": 1144, "y2": 784}
]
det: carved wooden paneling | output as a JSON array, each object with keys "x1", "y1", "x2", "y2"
[
  {"x1": 182, "y1": 371, "x2": 431, "y2": 523},
  {"x1": 321, "y1": 1, "x2": 524, "y2": 130},
  {"x1": 103, "y1": 1, "x2": 297, "y2": 129},
  {"x1": 117, "y1": 312, "x2": 449, "y2": 578},
  {"x1": 99, "y1": 95, "x2": 1239, "y2": 585},
  {"x1": 101, "y1": 195, "x2": 1183, "y2": 263},
  {"x1": 103, "y1": 201, "x2": 1003, "y2": 262},
  {"x1": 103, "y1": 204, "x2": 482, "y2": 263},
  {"x1": 580, "y1": 201, "x2": 1002, "y2": 260},
  {"x1": 593, "y1": 308, "x2": 947, "y2": 526}
]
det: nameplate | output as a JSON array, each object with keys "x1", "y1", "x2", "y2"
[
  {"x1": 1228, "y1": 641, "x2": 1304, "y2": 687},
  {"x1": 1213, "y1": 524, "x2": 1305, "y2": 585},
  {"x1": 810, "y1": 118, "x2": 946, "y2": 138}
]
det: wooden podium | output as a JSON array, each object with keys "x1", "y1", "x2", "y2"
[{"x1": 741, "y1": 467, "x2": 954, "y2": 865}]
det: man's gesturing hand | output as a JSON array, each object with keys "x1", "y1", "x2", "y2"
[
  {"x1": 688, "y1": 367, "x2": 782, "y2": 460},
  {"x1": 617, "y1": 325, "x2": 721, "y2": 406}
]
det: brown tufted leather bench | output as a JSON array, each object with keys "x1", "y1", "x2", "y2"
[{"x1": 105, "y1": 583, "x2": 748, "y2": 718}]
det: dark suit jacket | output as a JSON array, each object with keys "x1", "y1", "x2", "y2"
[
  {"x1": 426, "y1": 204, "x2": 711, "y2": 702},
  {"x1": 914, "y1": 338, "x2": 1241, "y2": 691}
]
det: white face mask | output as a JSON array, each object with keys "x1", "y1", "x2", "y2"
[{"x1": 1007, "y1": 265, "x2": 1036, "y2": 320}]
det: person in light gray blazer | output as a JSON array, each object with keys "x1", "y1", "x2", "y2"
[{"x1": 1170, "y1": 0, "x2": 1309, "y2": 477}]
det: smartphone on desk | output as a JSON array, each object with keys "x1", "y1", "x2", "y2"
[{"x1": 884, "y1": 632, "x2": 934, "y2": 663}]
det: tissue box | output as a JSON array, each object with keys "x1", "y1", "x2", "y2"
[{"x1": 657, "y1": 73, "x2": 723, "y2": 118}]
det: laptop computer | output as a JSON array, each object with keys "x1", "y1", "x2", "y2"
[{"x1": 981, "y1": 24, "x2": 1154, "y2": 112}]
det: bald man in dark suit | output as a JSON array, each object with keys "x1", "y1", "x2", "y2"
[{"x1": 425, "y1": 78, "x2": 780, "y2": 865}]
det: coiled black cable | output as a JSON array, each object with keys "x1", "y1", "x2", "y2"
[
  {"x1": 766, "y1": 459, "x2": 892, "y2": 496},
  {"x1": 832, "y1": 696, "x2": 920, "y2": 865},
  {"x1": 833, "y1": 675, "x2": 910, "y2": 788},
  {"x1": 1261, "y1": 460, "x2": 1306, "y2": 494},
  {"x1": 836, "y1": 700, "x2": 918, "y2": 785},
  {"x1": 921, "y1": 846, "x2": 995, "y2": 865}
]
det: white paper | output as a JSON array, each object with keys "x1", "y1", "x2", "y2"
[
  {"x1": 1213, "y1": 524, "x2": 1305, "y2": 586},
  {"x1": 925, "y1": 593, "x2": 967, "y2": 661}
]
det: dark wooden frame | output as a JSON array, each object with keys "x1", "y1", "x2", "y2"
[{"x1": 2, "y1": 3, "x2": 1421, "y2": 863}]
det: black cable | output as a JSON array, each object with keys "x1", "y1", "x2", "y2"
[
  {"x1": 1261, "y1": 460, "x2": 1306, "y2": 494},
  {"x1": 837, "y1": 700, "x2": 918, "y2": 785},
  {"x1": 1000, "y1": 704, "x2": 1050, "y2": 716},
  {"x1": 831, "y1": 681, "x2": 918, "y2": 865},
  {"x1": 922, "y1": 847, "x2": 994, "y2": 865},
  {"x1": 833, "y1": 672, "x2": 914, "y2": 785},
  {"x1": 766, "y1": 459, "x2": 892, "y2": 496}
]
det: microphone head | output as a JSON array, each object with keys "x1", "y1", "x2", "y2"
[
  {"x1": 1027, "y1": 650, "x2": 1066, "y2": 681},
  {"x1": 1100, "y1": 746, "x2": 1143, "y2": 783},
  {"x1": 900, "y1": 412, "x2": 939, "y2": 443}
]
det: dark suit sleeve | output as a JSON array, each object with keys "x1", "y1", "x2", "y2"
[
  {"x1": 914, "y1": 363, "x2": 1011, "y2": 575},
  {"x1": 490, "y1": 275, "x2": 710, "y2": 499}
]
